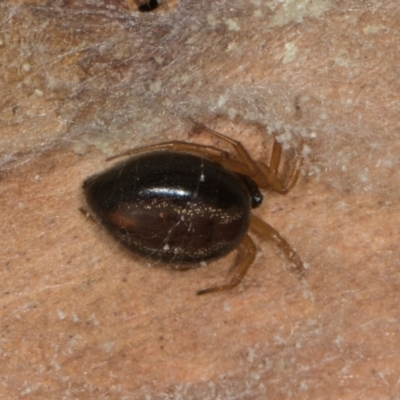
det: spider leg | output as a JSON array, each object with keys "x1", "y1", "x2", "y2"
[
  {"x1": 79, "y1": 207, "x2": 99, "y2": 224},
  {"x1": 196, "y1": 234, "x2": 256, "y2": 295},
  {"x1": 189, "y1": 118, "x2": 259, "y2": 175},
  {"x1": 107, "y1": 141, "x2": 230, "y2": 162},
  {"x1": 189, "y1": 118, "x2": 302, "y2": 194},
  {"x1": 256, "y1": 158, "x2": 301, "y2": 194},
  {"x1": 250, "y1": 214, "x2": 305, "y2": 278},
  {"x1": 269, "y1": 139, "x2": 282, "y2": 173}
]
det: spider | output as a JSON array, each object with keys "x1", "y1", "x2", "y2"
[{"x1": 82, "y1": 119, "x2": 305, "y2": 295}]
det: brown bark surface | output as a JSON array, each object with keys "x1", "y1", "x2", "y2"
[{"x1": 1, "y1": 1, "x2": 400, "y2": 398}]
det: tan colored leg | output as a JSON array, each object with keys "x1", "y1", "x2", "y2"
[
  {"x1": 256, "y1": 159, "x2": 301, "y2": 194},
  {"x1": 269, "y1": 140, "x2": 282, "y2": 173},
  {"x1": 189, "y1": 118, "x2": 302, "y2": 194},
  {"x1": 189, "y1": 118, "x2": 259, "y2": 175},
  {"x1": 250, "y1": 214, "x2": 305, "y2": 278},
  {"x1": 79, "y1": 207, "x2": 98, "y2": 223},
  {"x1": 196, "y1": 234, "x2": 256, "y2": 295},
  {"x1": 107, "y1": 140, "x2": 230, "y2": 162}
]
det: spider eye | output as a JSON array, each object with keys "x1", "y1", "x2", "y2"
[{"x1": 251, "y1": 193, "x2": 263, "y2": 208}]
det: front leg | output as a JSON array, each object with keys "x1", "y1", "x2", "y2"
[{"x1": 250, "y1": 214, "x2": 305, "y2": 278}]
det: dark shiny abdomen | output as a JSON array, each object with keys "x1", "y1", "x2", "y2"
[{"x1": 83, "y1": 152, "x2": 254, "y2": 263}]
